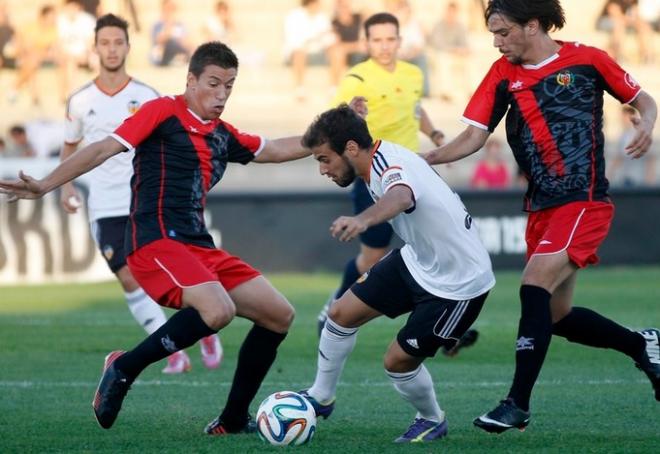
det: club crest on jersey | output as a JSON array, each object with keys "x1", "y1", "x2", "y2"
[
  {"x1": 127, "y1": 100, "x2": 141, "y2": 114},
  {"x1": 556, "y1": 71, "x2": 574, "y2": 87},
  {"x1": 103, "y1": 245, "x2": 114, "y2": 261},
  {"x1": 624, "y1": 73, "x2": 639, "y2": 90}
]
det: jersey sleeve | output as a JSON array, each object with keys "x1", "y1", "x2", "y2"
[
  {"x1": 373, "y1": 151, "x2": 419, "y2": 210},
  {"x1": 222, "y1": 122, "x2": 265, "y2": 164},
  {"x1": 63, "y1": 96, "x2": 84, "y2": 145},
  {"x1": 111, "y1": 97, "x2": 172, "y2": 150},
  {"x1": 590, "y1": 47, "x2": 642, "y2": 104},
  {"x1": 462, "y1": 59, "x2": 510, "y2": 132}
]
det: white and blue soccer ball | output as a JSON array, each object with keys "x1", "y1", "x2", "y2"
[{"x1": 256, "y1": 391, "x2": 317, "y2": 446}]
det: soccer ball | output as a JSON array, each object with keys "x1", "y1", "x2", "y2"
[{"x1": 256, "y1": 391, "x2": 317, "y2": 446}]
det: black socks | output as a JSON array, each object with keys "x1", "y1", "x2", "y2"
[
  {"x1": 508, "y1": 285, "x2": 553, "y2": 412},
  {"x1": 553, "y1": 306, "x2": 645, "y2": 361},
  {"x1": 115, "y1": 307, "x2": 216, "y2": 379},
  {"x1": 219, "y1": 325, "x2": 287, "y2": 431}
]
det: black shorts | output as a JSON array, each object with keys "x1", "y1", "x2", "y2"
[
  {"x1": 91, "y1": 216, "x2": 129, "y2": 273},
  {"x1": 350, "y1": 249, "x2": 488, "y2": 358},
  {"x1": 351, "y1": 178, "x2": 393, "y2": 248}
]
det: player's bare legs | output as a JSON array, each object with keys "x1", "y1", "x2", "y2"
[
  {"x1": 205, "y1": 276, "x2": 295, "y2": 435},
  {"x1": 113, "y1": 265, "x2": 193, "y2": 373}
]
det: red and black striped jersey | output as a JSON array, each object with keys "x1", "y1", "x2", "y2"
[
  {"x1": 463, "y1": 41, "x2": 641, "y2": 212},
  {"x1": 111, "y1": 95, "x2": 264, "y2": 253}
]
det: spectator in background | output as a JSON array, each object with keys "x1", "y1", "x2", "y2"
[
  {"x1": 329, "y1": 0, "x2": 366, "y2": 87},
  {"x1": 283, "y1": 0, "x2": 337, "y2": 100},
  {"x1": 0, "y1": 137, "x2": 6, "y2": 155},
  {"x1": 428, "y1": 1, "x2": 471, "y2": 103},
  {"x1": 203, "y1": 1, "x2": 235, "y2": 44},
  {"x1": 150, "y1": 0, "x2": 192, "y2": 67},
  {"x1": 79, "y1": 0, "x2": 100, "y2": 17},
  {"x1": 470, "y1": 138, "x2": 511, "y2": 189},
  {"x1": 0, "y1": 1, "x2": 15, "y2": 69},
  {"x1": 386, "y1": 0, "x2": 430, "y2": 97},
  {"x1": 58, "y1": 0, "x2": 97, "y2": 103},
  {"x1": 596, "y1": 0, "x2": 653, "y2": 63},
  {"x1": 8, "y1": 5, "x2": 58, "y2": 105},
  {"x1": 608, "y1": 105, "x2": 656, "y2": 186},
  {"x1": 639, "y1": 0, "x2": 660, "y2": 32},
  {"x1": 7, "y1": 125, "x2": 36, "y2": 158}
]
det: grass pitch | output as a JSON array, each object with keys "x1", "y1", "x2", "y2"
[{"x1": 1, "y1": 267, "x2": 658, "y2": 453}]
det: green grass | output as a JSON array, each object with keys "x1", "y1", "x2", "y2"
[{"x1": 1, "y1": 268, "x2": 659, "y2": 453}]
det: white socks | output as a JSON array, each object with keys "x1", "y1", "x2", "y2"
[
  {"x1": 308, "y1": 317, "x2": 358, "y2": 403},
  {"x1": 387, "y1": 364, "x2": 445, "y2": 423},
  {"x1": 124, "y1": 288, "x2": 167, "y2": 335}
]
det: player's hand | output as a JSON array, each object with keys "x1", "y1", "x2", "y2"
[
  {"x1": 60, "y1": 182, "x2": 82, "y2": 213},
  {"x1": 330, "y1": 216, "x2": 368, "y2": 242},
  {"x1": 422, "y1": 149, "x2": 440, "y2": 165},
  {"x1": 348, "y1": 96, "x2": 368, "y2": 119},
  {"x1": 625, "y1": 116, "x2": 654, "y2": 158},
  {"x1": 0, "y1": 171, "x2": 47, "y2": 202}
]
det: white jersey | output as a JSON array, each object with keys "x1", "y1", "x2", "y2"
[
  {"x1": 368, "y1": 140, "x2": 495, "y2": 300},
  {"x1": 64, "y1": 79, "x2": 159, "y2": 222}
]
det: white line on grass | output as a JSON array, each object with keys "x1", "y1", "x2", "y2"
[{"x1": 0, "y1": 378, "x2": 647, "y2": 389}]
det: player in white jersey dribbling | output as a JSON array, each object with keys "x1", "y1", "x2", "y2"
[
  {"x1": 299, "y1": 102, "x2": 495, "y2": 443},
  {"x1": 59, "y1": 13, "x2": 222, "y2": 374}
]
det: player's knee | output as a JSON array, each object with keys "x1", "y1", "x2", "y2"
[
  {"x1": 383, "y1": 349, "x2": 414, "y2": 373},
  {"x1": 327, "y1": 302, "x2": 349, "y2": 326},
  {"x1": 259, "y1": 297, "x2": 295, "y2": 333},
  {"x1": 276, "y1": 300, "x2": 296, "y2": 331},
  {"x1": 204, "y1": 300, "x2": 235, "y2": 330}
]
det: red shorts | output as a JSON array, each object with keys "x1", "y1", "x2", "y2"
[
  {"x1": 526, "y1": 201, "x2": 614, "y2": 268},
  {"x1": 126, "y1": 238, "x2": 261, "y2": 309}
]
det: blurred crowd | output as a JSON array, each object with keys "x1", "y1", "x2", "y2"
[{"x1": 1, "y1": 0, "x2": 658, "y2": 188}]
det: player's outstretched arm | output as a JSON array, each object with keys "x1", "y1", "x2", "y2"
[
  {"x1": 423, "y1": 125, "x2": 489, "y2": 165},
  {"x1": 330, "y1": 185, "x2": 414, "y2": 242},
  {"x1": 254, "y1": 136, "x2": 311, "y2": 163},
  {"x1": 0, "y1": 136, "x2": 126, "y2": 202},
  {"x1": 627, "y1": 91, "x2": 657, "y2": 159}
]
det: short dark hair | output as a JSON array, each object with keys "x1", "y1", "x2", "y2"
[
  {"x1": 95, "y1": 14, "x2": 130, "y2": 44},
  {"x1": 188, "y1": 41, "x2": 238, "y2": 77},
  {"x1": 485, "y1": 0, "x2": 565, "y2": 32},
  {"x1": 9, "y1": 125, "x2": 26, "y2": 136},
  {"x1": 364, "y1": 12, "x2": 399, "y2": 38},
  {"x1": 302, "y1": 105, "x2": 373, "y2": 155}
]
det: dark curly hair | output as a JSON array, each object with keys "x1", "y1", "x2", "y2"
[
  {"x1": 485, "y1": 0, "x2": 565, "y2": 32},
  {"x1": 302, "y1": 105, "x2": 373, "y2": 155}
]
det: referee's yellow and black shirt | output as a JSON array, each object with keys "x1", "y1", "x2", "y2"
[{"x1": 332, "y1": 58, "x2": 424, "y2": 152}]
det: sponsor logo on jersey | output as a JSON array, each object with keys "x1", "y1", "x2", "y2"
[
  {"x1": 168, "y1": 230, "x2": 177, "y2": 238},
  {"x1": 127, "y1": 100, "x2": 141, "y2": 114},
  {"x1": 87, "y1": 108, "x2": 96, "y2": 117},
  {"x1": 383, "y1": 172, "x2": 403, "y2": 187},
  {"x1": 624, "y1": 73, "x2": 639, "y2": 90},
  {"x1": 556, "y1": 71, "x2": 574, "y2": 87},
  {"x1": 103, "y1": 245, "x2": 114, "y2": 261}
]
